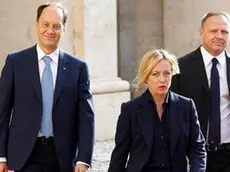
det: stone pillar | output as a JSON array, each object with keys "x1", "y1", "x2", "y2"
[
  {"x1": 84, "y1": 0, "x2": 130, "y2": 141},
  {"x1": 118, "y1": 0, "x2": 163, "y2": 98},
  {"x1": 164, "y1": 0, "x2": 230, "y2": 57}
]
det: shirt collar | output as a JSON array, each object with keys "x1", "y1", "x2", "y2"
[
  {"x1": 36, "y1": 44, "x2": 59, "y2": 64},
  {"x1": 146, "y1": 89, "x2": 169, "y2": 104},
  {"x1": 200, "y1": 46, "x2": 225, "y2": 68}
]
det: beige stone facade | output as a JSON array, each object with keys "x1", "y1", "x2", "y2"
[{"x1": 1, "y1": 0, "x2": 230, "y2": 140}]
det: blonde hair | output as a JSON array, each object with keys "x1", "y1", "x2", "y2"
[{"x1": 135, "y1": 49, "x2": 179, "y2": 91}]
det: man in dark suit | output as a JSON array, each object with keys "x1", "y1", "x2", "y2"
[
  {"x1": 0, "y1": 2, "x2": 94, "y2": 172},
  {"x1": 171, "y1": 12, "x2": 230, "y2": 171}
]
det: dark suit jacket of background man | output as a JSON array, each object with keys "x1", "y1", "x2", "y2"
[
  {"x1": 170, "y1": 47, "x2": 230, "y2": 138},
  {"x1": 0, "y1": 45, "x2": 95, "y2": 172},
  {"x1": 108, "y1": 90, "x2": 206, "y2": 172}
]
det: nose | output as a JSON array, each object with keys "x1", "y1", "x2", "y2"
[
  {"x1": 216, "y1": 31, "x2": 223, "y2": 39},
  {"x1": 159, "y1": 74, "x2": 165, "y2": 82},
  {"x1": 47, "y1": 27, "x2": 55, "y2": 34}
]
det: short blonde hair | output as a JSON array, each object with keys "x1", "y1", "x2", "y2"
[{"x1": 135, "y1": 49, "x2": 179, "y2": 91}]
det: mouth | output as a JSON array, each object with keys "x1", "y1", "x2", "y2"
[
  {"x1": 158, "y1": 86, "x2": 166, "y2": 89},
  {"x1": 44, "y1": 35, "x2": 55, "y2": 40},
  {"x1": 213, "y1": 41, "x2": 224, "y2": 46}
]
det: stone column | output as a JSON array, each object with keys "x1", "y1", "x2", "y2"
[
  {"x1": 164, "y1": 0, "x2": 230, "y2": 56},
  {"x1": 117, "y1": 0, "x2": 163, "y2": 98},
  {"x1": 84, "y1": 0, "x2": 130, "y2": 141}
]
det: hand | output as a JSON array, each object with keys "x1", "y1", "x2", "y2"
[
  {"x1": 75, "y1": 164, "x2": 89, "y2": 172},
  {"x1": 0, "y1": 162, "x2": 8, "y2": 172},
  {"x1": 186, "y1": 156, "x2": 190, "y2": 164}
]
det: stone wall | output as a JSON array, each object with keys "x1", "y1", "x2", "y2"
[
  {"x1": 164, "y1": 0, "x2": 230, "y2": 56},
  {"x1": 118, "y1": 0, "x2": 230, "y2": 98},
  {"x1": 118, "y1": 0, "x2": 163, "y2": 97}
]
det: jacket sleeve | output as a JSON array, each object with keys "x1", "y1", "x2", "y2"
[
  {"x1": 0, "y1": 55, "x2": 14, "y2": 157},
  {"x1": 108, "y1": 103, "x2": 131, "y2": 172},
  {"x1": 76, "y1": 62, "x2": 95, "y2": 166},
  {"x1": 170, "y1": 74, "x2": 181, "y2": 94},
  {"x1": 187, "y1": 99, "x2": 206, "y2": 172}
]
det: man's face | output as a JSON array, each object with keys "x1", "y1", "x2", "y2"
[
  {"x1": 200, "y1": 15, "x2": 230, "y2": 56},
  {"x1": 36, "y1": 6, "x2": 64, "y2": 52}
]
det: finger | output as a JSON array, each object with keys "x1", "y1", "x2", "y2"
[
  {"x1": 78, "y1": 169, "x2": 87, "y2": 172},
  {"x1": 75, "y1": 167, "x2": 80, "y2": 172},
  {"x1": 78, "y1": 168, "x2": 87, "y2": 172}
]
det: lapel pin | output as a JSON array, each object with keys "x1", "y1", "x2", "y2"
[{"x1": 63, "y1": 67, "x2": 66, "y2": 70}]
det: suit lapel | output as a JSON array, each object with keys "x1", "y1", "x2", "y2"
[
  {"x1": 225, "y1": 51, "x2": 230, "y2": 94},
  {"x1": 53, "y1": 50, "x2": 69, "y2": 106},
  {"x1": 191, "y1": 47, "x2": 209, "y2": 95},
  {"x1": 169, "y1": 92, "x2": 183, "y2": 156},
  {"x1": 26, "y1": 45, "x2": 42, "y2": 102},
  {"x1": 136, "y1": 90, "x2": 154, "y2": 149}
]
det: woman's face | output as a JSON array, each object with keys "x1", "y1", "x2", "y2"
[{"x1": 146, "y1": 59, "x2": 172, "y2": 97}]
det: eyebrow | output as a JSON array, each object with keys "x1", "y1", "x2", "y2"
[{"x1": 152, "y1": 70, "x2": 171, "y2": 72}]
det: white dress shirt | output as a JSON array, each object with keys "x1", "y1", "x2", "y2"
[
  {"x1": 37, "y1": 44, "x2": 58, "y2": 137},
  {"x1": 37, "y1": 44, "x2": 58, "y2": 87},
  {"x1": 201, "y1": 46, "x2": 230, "y2": 144}
]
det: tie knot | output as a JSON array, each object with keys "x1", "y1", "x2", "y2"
[
  {"x1": 43, "y1": 56, "x2": 51, "y2": 66},
  {"x1": 212, "y1": 58, "x2": 218, "y2": 66}
]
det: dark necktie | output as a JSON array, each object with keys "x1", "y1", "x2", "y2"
[{"x1": 208, "y1": 58, "x2": 220, "y2": 147}]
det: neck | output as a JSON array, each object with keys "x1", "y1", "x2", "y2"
[
  {"x1": 203, "y1": 46, "x2": 223, "y2": 57},
  {"x1": 38, "y1": 44, "x2": 58, "y2": 55},
  {"x1": 152, "y1": 94, "x2": 166, "y2": 106}
]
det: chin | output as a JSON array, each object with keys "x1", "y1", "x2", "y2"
[
  {"x1": 157, "y1": 91, "x2": 167, "y2": 96},
  {"x1": 213, "y1": 44, "x2": 224, "y2": 49},
  {"x1": 44, "y1": 43, "x2": 57, "y2": 48},
  {"x1": 213, "y1": 48, "x2": 224, "y2": 54}
]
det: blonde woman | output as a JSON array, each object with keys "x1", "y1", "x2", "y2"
[{"x1": 108, "y1": 49, "x2": 206, "y2": 172}]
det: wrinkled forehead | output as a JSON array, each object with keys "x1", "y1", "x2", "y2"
[
  {"x1": 204, "y1": 15, "x2": 230, "y2": 28},
  {"x1": 38, "y1": 7, "x2": 64, "y2": 25}
]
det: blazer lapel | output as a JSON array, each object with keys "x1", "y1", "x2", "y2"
[
  {"x1": 225, "y1": 51, "x2": 230, "y2": 94},
  {"x1": 53, "y1": 50, "x2": 69, "y2": 106},
  {"x1": 26, "y1": 45, "x2": 42, "y2": 102},
  {"x1": 191, "y1": 47, "x2": 209, "y2": 95},
  {"x1": 169, "y1": 92, "x2": 183, "y2": 156},
  {"x1": 136, "y1": 90, "x2": 154, "y2": 149}
]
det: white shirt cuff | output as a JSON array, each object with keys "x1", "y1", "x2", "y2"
[
  {"x1": 76, "y1": 161, "x2": 90, "y2": 167},
  {"x1": 0, "y1": 157, "x2": 7, "y2": 162}
]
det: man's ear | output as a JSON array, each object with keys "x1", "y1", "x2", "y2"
[{"x1": 199, "y1": 28, "x2": 203, "y2": 37}]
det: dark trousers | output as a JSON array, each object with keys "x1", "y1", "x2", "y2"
[
  {"x1": 206, "y1": 150, "x2": 230, "y2": 172},
  {"x1": 16, "y1": 137, "x2": 60, "y2": 172},
  {"x1": 141, "y1": 167, "x2": 172, "y2": 172}
]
